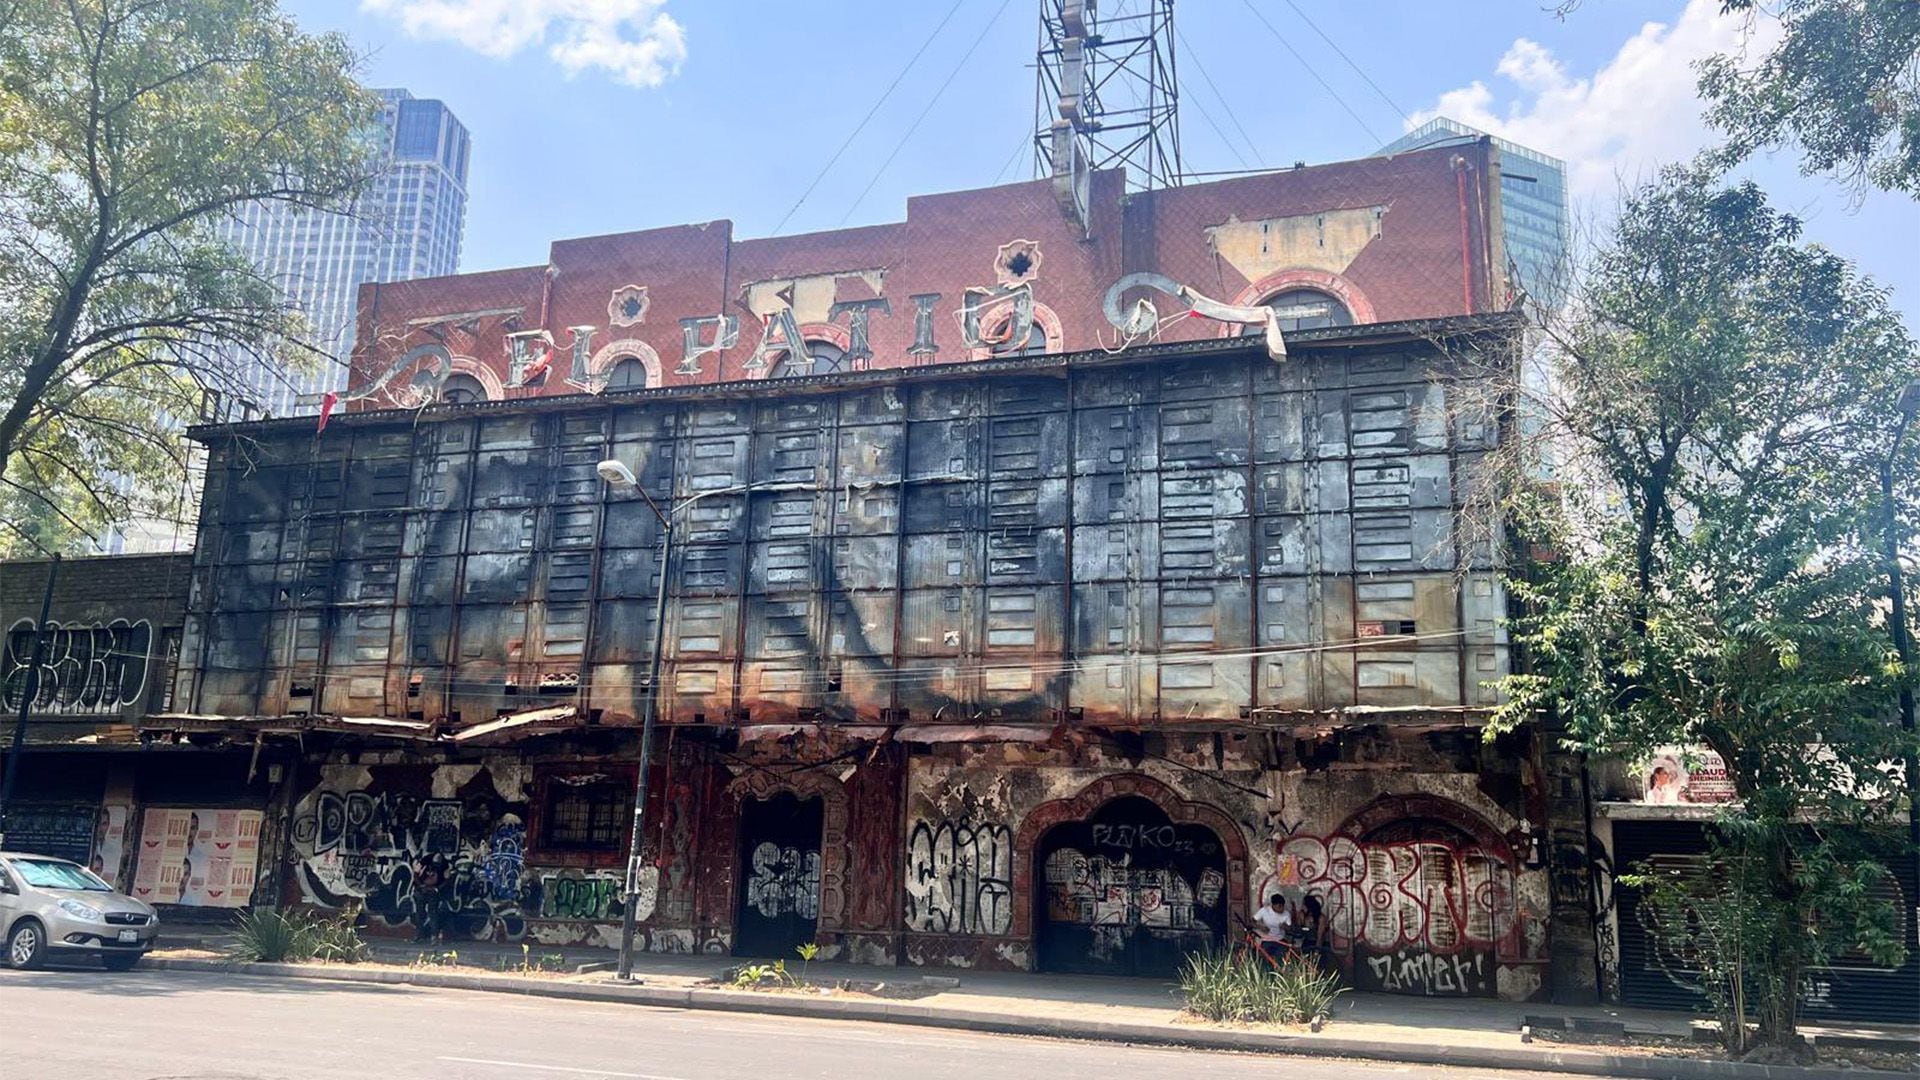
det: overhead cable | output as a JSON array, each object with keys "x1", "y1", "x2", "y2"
[
  {"x1": 1278, "y1": 0, "x2": 1413, "y2": 127},
  {"x1": 839, "y1": 0, "x2": 1017, "y2": 226},
  {"x1": 1173, "y1": 24, "x2": 1265, "y2": 169},
  {"x1": 769, "y1": 0, "x2": 970, "y2": 237},
  {"x1": 1237, "y1": 0, "x2": 1384, "y2": 145}
]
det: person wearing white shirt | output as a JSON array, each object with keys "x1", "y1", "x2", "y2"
[{"x1": 1254, "y1": 893, "x2": 1292, "y2": 962}]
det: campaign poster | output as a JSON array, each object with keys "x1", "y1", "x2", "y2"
[
  {"x1": 131, "y1": 808, "x2": 262, "y2": 907},
  {"x1": 1639, "y1": 747, "x2": 1736, "y2": 805},
  {"x1": 92, "y1": 804, "x2": 130, "y2": 888}
]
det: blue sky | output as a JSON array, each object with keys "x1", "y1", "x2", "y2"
[{"x1": 288, "y1": 0, "x2": 1920, "y2": 325}]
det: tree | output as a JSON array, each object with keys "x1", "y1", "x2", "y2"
[
  {"x1": 0, "y1": 0, "x2": 380, "y2": 554},
  {"x1": 1489, "y1": 164, "x2": 1917, "y2": 1055},
  {"x1": 1701, "y1": 0, "x2": 1920, "y2": 196}
]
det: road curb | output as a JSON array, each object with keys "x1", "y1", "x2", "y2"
[{"x1": 137, "y1": 957, "x2": 1898, "y2": 1080}]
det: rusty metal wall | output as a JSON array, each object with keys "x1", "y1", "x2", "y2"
[{"x1": 176, "y1": 337, "x2": 1507, "y2": 730}]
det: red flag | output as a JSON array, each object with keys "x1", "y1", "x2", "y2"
[
  {"x1": 315, "y1": 391, "x2": 339, "y2": 435},
  {"x1": 520, "y1": 349, "x2": 551, "y2": 387}
]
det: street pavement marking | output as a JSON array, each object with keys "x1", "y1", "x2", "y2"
[{"x1": 435, "y1": 1055, "x2": 686, "y2": 1078}]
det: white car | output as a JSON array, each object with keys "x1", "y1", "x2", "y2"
[{"x1": 0, "y1": 852, "x2": 159, "y2": 971}]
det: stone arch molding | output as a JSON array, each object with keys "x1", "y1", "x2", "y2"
[
  {"x1": 1336, "y1": 791, "x2": 1518, "y2": 862},
  {"x1": 1010, "y1": 772, "x2": 1250, "y2": 937},
  {"x1": 587, "y1": 339, "x2": 664, "y2": 390},
  {"x1": 446, "y1": 356, "x2": 504, "y2": 401},
  {"x1": 726, "y1": 769, "x2": 851, "y2": 933},
  {"x1": 1222, "y1": 268, "x2": 1378, "y2": 334}
]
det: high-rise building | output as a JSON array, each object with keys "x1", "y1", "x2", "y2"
[
  {"x1": 1377, "y1": 117, "x2": 1569, "y2": 308},
  {"x1": 217, "y1": 88, "x2": 470, "y2": 417},
  {"x1": 104, "y1": 90, "x2": 470, "y2": 554}
]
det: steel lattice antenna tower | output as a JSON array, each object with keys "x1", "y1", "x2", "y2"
[{"x1": 1033, "y1": 0, "x2": 1183, "y2": 230}]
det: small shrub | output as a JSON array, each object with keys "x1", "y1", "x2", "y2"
[
  {"x1": 1180, "y1": 949, "x2": 1344, "y2": 1025},
  {"x1": 226, "y1": 909, "x2": 320, "y2": 964},
  {"x1": 795, "y1": 942, "x2": 819, "y2": 985},
  {"x1": 496, "y1": 944, "x2": 569, "y2": 974},
  {"x1": 227, "y1": 907, "x2": 369, "y2": 965},
  {"x1": 730, "y1": 960, "x2": 796, "y2": 989},
  {"x1": 310, "y1": 907, "x2": 370, "y2": 964},
  {"x1": 413, "y1": 949, "x2": 461, "y2": 968}
]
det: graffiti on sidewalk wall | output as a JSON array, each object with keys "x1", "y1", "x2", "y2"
[
  {"x1": 289, "y1": 776, "x2": 535, "y2": 941},
  {"x1": 1042, "y1": 847, "x2": 1203, "y2": 930},
  {"x1": 1267, "y1": 834, "x2": 1525, "y2": 955},
  {"x1": 539, "y1": 871, "x2": 623, "y2": 921},
  {"x1": 904, "y1": 820, "x2": 1014, "y2": 935},
  {"x1": 1364, "y1": 948, "x2": 1491, "y2": 995},
  {"x1": 1257, "y1": 831, "x2": 1545, "y2": 997}
]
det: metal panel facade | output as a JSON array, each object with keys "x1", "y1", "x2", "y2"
[{"x1": 185, "y1": 337, "x2": 1507, "y2": 729}]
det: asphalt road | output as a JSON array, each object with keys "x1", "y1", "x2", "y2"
[{"x1": 0, "y1": 967, "x2": 1619, "y2": 1080}]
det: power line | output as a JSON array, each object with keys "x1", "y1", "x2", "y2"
[
  {"x1": 1236, "y1": 0, "x2": 1384, "y2": 145},
  {"x1": 839, "y1": 0, "x2": 1016, "y2": 226},
  {"x1": 1172, "y1": 24, "x2": 1264, "y2": 169},
  {"x1": 1184, "y1": 91, "x2": 1252, "y2": 172},
  {"x1": 768, "y1": 0, "x2": 970, "y2": 237},
  {"x1": 991, "y1": 131, "x2": 1032, "y2": 187},
  {"x1": 1278, "y1": 0, "x2": 1413, "y2": 127}
]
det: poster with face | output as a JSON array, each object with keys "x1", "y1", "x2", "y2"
[
  {"x1": 1639, "y1": 747, "x2": 1736, "y2": 805},
  {"x1": 1644, "y1": 753, "x2": 1687, "y2": 805},
  {"x1": 130, "y1": 808, "x2": 262, "y2": 907},
  {"x1": 92, "y1": 804, "x2": 130, "y2": 888}
]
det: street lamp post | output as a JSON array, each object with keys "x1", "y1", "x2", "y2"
[
  {"x1": 596, "y1": 459, "x2": 672, "y2": 982},
  {"x1": 595, "y1": 461, "x2": 815, "y2": 980},
  {"x1": 1883, "y1": 382, "x2": 1920, "y2": 854}
]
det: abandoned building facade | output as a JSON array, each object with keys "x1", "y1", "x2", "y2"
[{"x1": 4, "y1": 140, "x2": 1913, "y2": 1019}]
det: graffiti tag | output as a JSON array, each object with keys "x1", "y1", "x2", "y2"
[{"x1": 905, "y1": 820, "x2": 1014, "y2": 935}]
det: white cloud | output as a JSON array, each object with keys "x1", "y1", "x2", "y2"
[
  {"x1": 361, "y1": 0, "x2": 687, "y2": 88},
  {"x1": 1409, "y1": 0, "x2": 1778, "y2": 199}
]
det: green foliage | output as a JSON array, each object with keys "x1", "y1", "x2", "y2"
[
  {"x1": 0, "y1": 0, "x2": 381, "y2": 553},
  {"x1": 1702, "y1": 0, "x2": 1920, "y2": 196},
  {"x1": 309, "y1": 906, "x2": 371, "y2": 963},
  {"x1": 1625, "y1": 826, "x2": 1906, "y2": 1056},
  {"x1": 795, "y1": 941, "x2": 819, "y2": 984},
  {"x1": 730, "y1": 959, "x2": 798, "y2": 989},
  {"x1": 225, "y1": 906, "x2": 367, "y2": 964},
  {"x1": 1496, "y1": 163, "x2": 1919, "y2": 1050},
  {"x1": 224, "y1": 908, "x2": 316, "y2": 964},
  {"x1": 496, "y1": 944, "x2": 568, "y2": 974},
  {"x1": 1180, "y1": 949, "x2": 1343, "y2": 1025}
]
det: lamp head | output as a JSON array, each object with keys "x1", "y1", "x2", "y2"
[
  {"x1": 595, "y1": 459, "x2": 638, "y2": 489},
  {"x1": 1898, "y1": 381, "x2": 1920, "y2": 420}
]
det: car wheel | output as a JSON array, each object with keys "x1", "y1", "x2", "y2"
[
  {"x1": 6, "y1": 919, "x2": 46, "y2": 970},
  {"x1": 101, "y1": 951, "x2": 141, "y2": 972}
]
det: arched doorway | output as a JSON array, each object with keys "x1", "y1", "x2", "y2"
[
  {"x1": 1280, "y1": 794, "x2": 1525, "y2": 998},
  {"x1": 1033, "y1": 795, "x2": 1228, "y2": 977},
  {"x1": 733, "y1": 791, "x2": 823, "y2": 957}
]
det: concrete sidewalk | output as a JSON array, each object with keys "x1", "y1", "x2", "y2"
[{"x1": 140, "y1": 931, "x2": 1916, "y2": 1080}]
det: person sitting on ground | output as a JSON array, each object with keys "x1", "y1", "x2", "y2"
[{"x1": 1254, "y1": 893, "x2": 1292, "y2": 963}]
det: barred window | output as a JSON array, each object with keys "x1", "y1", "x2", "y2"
[{"x1": 541, "y1": 780, "x2": 626, "y2": 851}]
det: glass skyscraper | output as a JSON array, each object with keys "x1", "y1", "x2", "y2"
[
  {"x1": 217, "y1": 89, "x2": 470, "y2": 417},
  {"x1": 1376, "y1": 118, "x2": 1570, "y2": 309},
  {"x1": 104, "y1": 91, "x2": 470, "y2": 553}
]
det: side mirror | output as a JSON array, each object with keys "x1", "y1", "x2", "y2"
[{"x1": 0, "y1": 877, "x2": 15, "y2": 895}]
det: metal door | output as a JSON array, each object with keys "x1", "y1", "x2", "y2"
[
  {"x1": 1034, "y1": 796, "x2": 1227, "y2": 978},
  {"x1": 1613, "y1": 822, "x2": 1919, "y2": 1025},
  {"x1": 733, "y1": 792, "x2": 823, "y2": 958}
]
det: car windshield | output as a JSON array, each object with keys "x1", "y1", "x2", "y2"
[{"x1": 10, "y1": 858, "x2": 113, "y2": 892}]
